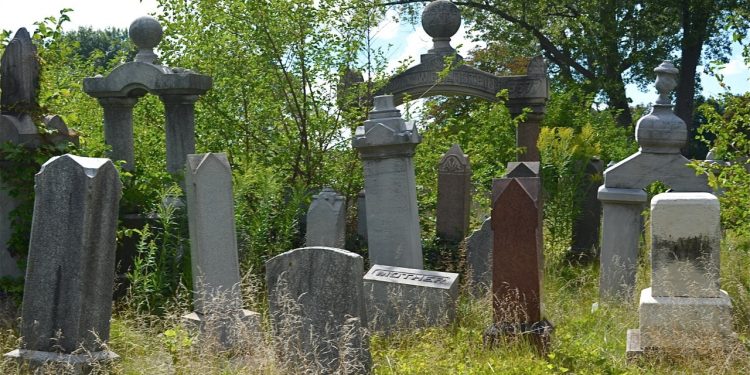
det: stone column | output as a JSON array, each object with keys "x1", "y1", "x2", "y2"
[
  {"x1": 436, "y1": 144, "x2": 471, "y2": 243},
  {"x1": 306, "y1": 187, "x2": 346, "y2": 249},
  {"x1": 162, "y1": 94, "x2": 198, "y2": 174},
  {"x1": 598, "y1": 187, "x2": 647, "y2": 300},
  {"x1": 99, "y1": 97, "x2": 138, "y2": 171},
  {"x1": 183, "y1": 153, "x2": 258, "y2": 346},
  {"x1": 353, "y1": 95, "x2": 423, "y2": 269},
  {"x1": 4, "y1": 154, "x2": 121, "y2": 370}
]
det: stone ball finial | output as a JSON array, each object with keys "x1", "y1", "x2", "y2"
[
  {"x1": 654, "y1": 61, "x2": 678, "y2": 106},
  {"x1": 422, "y1": 1, "x2": 461, "y2": 39},
  {"x1": 129, "y1": 16, "x2": 163, "y2": 64}
]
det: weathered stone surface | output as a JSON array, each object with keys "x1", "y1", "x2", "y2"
[
  {"x1": 8, "y1": 155, "x2": 121, "y2": 359},
  {"x1": 363, "y1": 265, "x2": 459, "y2": 332},
  {"x1": 491, "y1": 177, "x2": 544, "y2": 324},
  {"x1": 465, "y1": 217, "x2": 492, "y2": 294},
  {"x1": 353, "y1": 95, "x2": 423, "y2": 269},
  {"x1": 650, "y1": 193, "x2": 721, "y2": 297},
  {"x1": 599, "y1": 62, "x2": 710, "y2": 300},
  {"x1": 569, "y1": 159, "x2": 604, "y2": 261},
  {"x1": 1, "y1": 28, "x2": 39, "y2": 117},
  {"x1": 266, "y1": 247, "x2": 370, "y2": 374},
  {"x1": 83, "y1": 17, "x2": 212, "y2": 174},
  {"x1": 505, "y1": 161, "x2": 540, "y2": 178},
  {"x1": 356, "y1": 189, "x2": 367, "y2": 241},
  {"x1": 306, "y1": 187, "x2": 346, "y2": 248},
  {"x1": 436, "y1": 144, "x2": 471, "y2": 242}
]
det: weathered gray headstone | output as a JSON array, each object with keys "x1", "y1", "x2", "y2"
[
  {"x1": 627, "y1": 193, "x2": 734, "y2": 356},
  {"x1": 598, "y1": 62, "x2": 711, "y2": 300},
  {"x1": 363, "y1": 265, "x2": 459, "y2": 332},
  {"x1": 436, "y1": 144, "x2": 472, "y2": 243},
  {"x1": 266, "y1": 247, "x2": 370, "y2": 374},
  {"x1": 83, "y1": 17, "x2": 212, "y2": 174},
  {"x1": 182, "y1": 153, "x2": 259, "y2": 346},
  {"x1": 353, "y1": 95, "x2": 423, "y2": 269},
  {"x1": 465, "y1": 217, "x2": 492, "y2": 295},
  {"x1": 356, "y1": 189, "x2": 367, "y2": 241},
  {"x1": 4, "y1": 154, "x2": 121, "y2": 370},
  {"x1": 0, "y1": 28, "x2": 39, "y2": 117},
  {"x1": 306, "y1": 187, "x2": 346, "y2": 249}
]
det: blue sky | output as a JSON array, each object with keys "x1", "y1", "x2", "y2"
[{"x1": 2, "y1": 0, "x2": 748, "y2": 105}]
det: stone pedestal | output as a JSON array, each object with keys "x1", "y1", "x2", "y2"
[
  {"x1": 598, "y1": 187, "x2": 647, "y2": 300},
  {"x1": 436, "y1": 144, "x2": 471, "y2": 243},
  {"x1": 306, "y1": 187, "x2": 346, "y2": 249},
  {"x1": 353, "y1": 95, "x2": 422, "y2": 269}
]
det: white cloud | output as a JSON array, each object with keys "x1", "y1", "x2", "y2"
[
  {"x1": 718, "y1": 58, "x2": 749, "y2": 76},
  {"x1": 370, "y1": 9, "x2": 400, "y2": 41}
]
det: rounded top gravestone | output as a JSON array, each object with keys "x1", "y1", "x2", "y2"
[
  {"x1": 422, "y1": 0, "x2": 461, "y2": 39},
  {"x1": 129, "y1": 16, "x2": 163, "y2": 64}
]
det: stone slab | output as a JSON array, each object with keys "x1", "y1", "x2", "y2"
[
  {"x1": 306, "y1": 187, "x2": 346, "y2": 248},
  {"x1": 465, "y1": 217, "x2": 492, "y2": 294},
  {"x1": 638, "y1": 287, "x2": 734, "y2": 350},
  {"x1": 364, "y1": 265, "x2": 458, "y2": 332},
  {"x1": 650, "y1": 193, "x2": 721, "y2": 298}
]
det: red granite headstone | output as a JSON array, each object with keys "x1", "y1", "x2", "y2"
[
  {"x1": 436, "y1": 144, "x2": 471, "y2": 243},
  {"x1": 487, "y1": 176, "x2": 551, "y2": 352}
]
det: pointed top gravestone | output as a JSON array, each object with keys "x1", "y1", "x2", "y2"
[
  {"x1": 1, "y1": 28, "x2": 39, "y2": 117},
  {"x1": 4, "y1": 154, "x2": 121, "y2": 369},
  {"x1": 436, "y1": 144, "x2": 471, "y2": 243},
  {"x1": 306, "y1": 187, "x2": 346, "y2": 249},
  {"x1": 505, "y1": 162, "x2": 540, "y2": 178}
]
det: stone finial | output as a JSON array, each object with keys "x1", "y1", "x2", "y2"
[
  {"x1": 634, "y1": 61, "x2": 686, "y2": 153},
  {"x1": 422, "y1": 0, "x2": 461, "y2": 55},
  {"x1": 129, "y1": 16, "x2": 163, "y2": 64}
]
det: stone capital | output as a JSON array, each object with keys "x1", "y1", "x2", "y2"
[{"x1": 598, "y1": 186, "x2": 647, "y2": 204}]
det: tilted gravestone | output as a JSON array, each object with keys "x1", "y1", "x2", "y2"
[
  {"x1": 380, "y1": 0, "x2": 548, "y2": 161},
  {"x1": 0, "y1": 28, "x2": 78, "y2": 281},
  {"x1": 465, "y1": 217, "x2": 492, "y2": 295},
  {"x1": 485, "y1": 174, "x2": 552, "y2": 352},
  {"x1": 266, "y1": 247, "x2": 370, "y2": 374},
  {"x1": 306, "y1": 187, "x2": 346, "y2": 249},
  {"x1": 353, "y1": 95, "x2": 423, "y2": 269},
  {"x1": 182, "y1": 153, "x2": 259, "y2": 346},
  {"x1": 364, "y1": 265, "x2": 459, "y2": 333},
  {"x1": 83, "y1": 16, "x2": 211, "y2": 174},
  {"x1": 598, "y1": 62, "x2": 711, "y2": 300},
  {"x1": 4, "y1": 155, "x2": 121, "y2": 370},
  {"x1": 436, "y1": 144, "x2": 471, "y2": 243},
  {"x1": 627, "y1": 193, "x2": 734, "y2": 357}
]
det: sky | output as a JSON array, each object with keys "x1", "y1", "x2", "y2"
[{"x1": 1, "y1": 0, "x2": 749, "y2": 106}]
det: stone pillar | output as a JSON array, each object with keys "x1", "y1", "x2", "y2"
[
  {"x1": 598, "y1": 187, "x2": 647, "y2": 300},
  {"x1": 4, "y1": 154, "x2": 121, "y2": 370},
  {"x1": 353, "y1": 95, "x2": 423, "y2": 269},
  {"x1": 516, "y1": 112, "x2": 542, "y2": 161},
  {"x1": 183, "y1": 153, "x2": 259, "y2": 346},
  {"x1": 306, "y1": 187, "x2": 346, "y2": 248},
  {"x1": 627, "y1": 193, "x2": 734, "y2": 356},
  {"x1": 486, "y1": 176, "x2": 551, "y2": 352},
  {"x1": 162, "y1": 94, "x2": 198, "y2": 175},
  {"x1": 99, "y1": 97, "x2": 137, "y2": 171},
  {"x1": 436, "y1": 144, "x2": 471, "y2": 243},
  {"x1": 266, "y1": 247, "x2": 371, "y2": 374}
]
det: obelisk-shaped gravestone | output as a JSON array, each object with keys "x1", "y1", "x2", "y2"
[
  {"x1": 306, "y1": 187, "x2": 346, "y2": 248},
  {"x1": 266, "y1": 247, "x2": 371, "y2": 374},
  {"x1": 4, "y1": 155, "x2": 121, "y2": 370},
  {"x1": 485, "y1": 175, "x2": 551, "y2": 352},
  {"x1": 436, "y1": 144, "x2": 471, "y2": 243},
  {"x1": 183, "y1": 153, "x2": 259, "y2": 345}
]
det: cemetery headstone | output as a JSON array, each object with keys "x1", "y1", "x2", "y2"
[
  {"x1": 569, "y1": 158, "x2": 604, "y2": 262},
  {"x1": 380, "y1": 0, "x2": 548, "y2": 161},
  {"x1": 364, "y1": 265, "x2": 459, "y2": 333},
  {"x1": 0, "y1": 28, "x2": 78, "y2": 281},
  {"x1": 266, "y1": 247, "x2": 370, "y2": 374},
  {"x1": 4, "y1": 155, "x2": 121, "y2": 371},
  {"x1": 627, "y1": 192, "x2": 734, "y2": 357},
  {"x1": 436, "y1": 144, "x2": 472, "y2": 243},
  {"x1": 182, "y1": 153, "x2": 259, "y2": 346},
  {"x1": 356, "y1": 189, "x2": 367, "y2": 241},
  {"x1": 353, "y1": 95, "x2": 423, "y2": 269},
  {"x1": 598, "y1": 62, "x2": 711, "y2": 300},
  {"x1": 465, "y1": 217, "x2": 492, "y2": 295},
  {"x1": 306, "y1": 187, "x2": 346, "y2": 248},
  {"x1": 485, "y1": 174, "x2": 552, "y2": 352},
  {"x1": 83, "y1": 16, "x2": 212, "y2": 174}
]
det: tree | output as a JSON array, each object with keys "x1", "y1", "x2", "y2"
[{"x1": 385, "y1": 0, "x2": 748, "y2": 137}]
